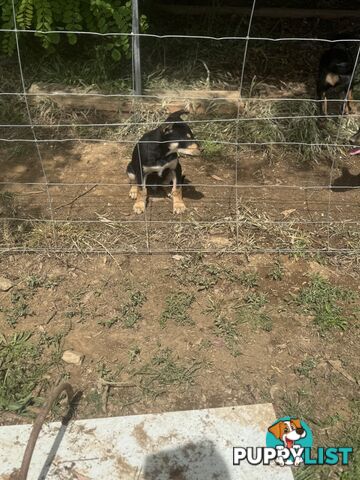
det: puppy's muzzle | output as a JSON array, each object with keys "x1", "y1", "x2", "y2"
[{"x1": 178, "y1": 142, "x2": 202, "y2": 157}]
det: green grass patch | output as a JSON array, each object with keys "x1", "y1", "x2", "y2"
[
  {"x1": 0, "y1": 290, "x2": 31, "y2": 327},
  {"x1": 160, "y1": 292, "x2": 195, "y2": 328},
  {"x1": 122, "y1": 290, "x2": 147, "y2": 328},
  {"x1": 0, "y1": 332, "x2": 55, "y2": 414},
  {"x1": 132, "y1": 348, "x2": 202, "y2": 399},
  {"x1": 169, "y1": 255, "x2": 222, "y2": 291},
  {"x1": 268, "y1": 261, "x2": 284, "y2": 281},
  {"x1": 213, "y1": 315, "x2": 241, "y2": 357},
  {"x1": 206, "y1": 297, "x2": 242, "y2": 356},
  {"x1": 201, "y1": 140, "x2": 224, "y2": 159},
  {"x1": 100, "y1": 290, "x2": 146, "y2": 329},
  {"x1": 239, "y1": 271, "x2": 259, "y2": 288},
  {"x1": 295, "y1": 358, "x2": 317, "y2": 378},
  {"x1": 295, "y1": 275, "x2": 357, "y2": 331},
  {"x1": 236, "y1": 308, "x2": 273, "y2": 332},
  {"x1": 26, "y1": 274, "x2": 61, "y2": 290},
  {"x1": 244, "y1": 291, "x2": 268, "y2": 309}
]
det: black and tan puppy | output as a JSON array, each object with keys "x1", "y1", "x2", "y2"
[
  {"x1": 126, "y1": 110, "x2": 201, "y2": 214},
  {"x1": 317, "y1": 46, "x2": 355, "y2": 115}
]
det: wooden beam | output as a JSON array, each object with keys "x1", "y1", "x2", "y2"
[
  {"x1": 28, "y1": 83, "x2": 243, "y2": 116},
  {"x1": 154, "y1": 3, "x2": 360, "y2": 19}
]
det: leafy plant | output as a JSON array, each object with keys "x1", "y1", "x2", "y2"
[{"x1": 0, "y1": 0, "x2": 147, "y2": 60}]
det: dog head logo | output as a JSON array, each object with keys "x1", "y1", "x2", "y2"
[
  {"x1": 268, "y1": 418, "x2": 306, "y2": 449},
  {"x1": 266, "y1": 416, "x2": 313, "y2": 466}
]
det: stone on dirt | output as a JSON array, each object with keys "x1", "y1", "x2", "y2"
[
  {"x1": 0, "y1": 276, "x2": 13, "y2": 291},
  {"x1": 62, "y1": 350, "x2": 84, "y2": 366}
]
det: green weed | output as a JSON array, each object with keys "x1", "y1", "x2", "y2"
[
  {"x1": 296, "y1": 358, "x2": 317, "y2": 378},
  {"x1": 201, "y1": 140, "x2": 224, "y2": 159},
  {"x1": 160, "y1": 292, "x2": 195, "y2": 328},
  {"x1": 244, "y1": 291, "x2": 268, "y2": 309},
  {"x1": 268, "y1": 261, "x2": 284, "y2": 281},
  {"x1": 26, "y1": 275, "x2": 44, "y2": 289},
  {"x1": 132, "y1": 348, "x2": 202, "y2": 398},
  {"x1": 169, "y1": 255, "x2": 220, "y2": 291},
  {"x1": 0, "y1": 332, "x2": 54, "y2": 413},
  {"x1": 122, "y1": 290, "x2": 147, "y2": 328},
  {"x1": 0, "y1": 290, "x2": 31, "y2": 327},
  {"x1": 236, "y1": 308, "x2": 273, "y2": 332},
  {"x1": 213, "y1": 315, "x2": 241, "y2": 357},
  {"x1": 99, "y1": 290, "x2": 146, "y2": 329},
  {"x1": 239, "y1": 271, "x2": 259, "y2": 288},
  {"x1": 296, "y1": 275, "x2": 357, "y2": 331}
]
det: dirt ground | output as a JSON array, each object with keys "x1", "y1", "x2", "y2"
[
  {"x1": 1, "y1": 141, "x2": 360, "y2": 478},
  {"x1": 1, "y1": 140, "x2": 360, "y2": 252}
]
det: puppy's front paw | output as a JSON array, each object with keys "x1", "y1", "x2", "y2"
[
  {"x1": 129, "y1": 186, "x2": 138, "y2": 200},
  {"x1": 173, "y1": 201, "x2": 186, "y2": 214},
  {"x1": 133, "y1": 200, "x2": 145, "y2": 214}
]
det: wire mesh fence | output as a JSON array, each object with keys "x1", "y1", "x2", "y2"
[{"x1": 1, "y1": 0, "x2": 360, "y2": 255}]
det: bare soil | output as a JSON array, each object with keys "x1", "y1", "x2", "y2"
[
  {"x1": 0, "y1": 141, "x2": 359, "y2": 479},
  {"x1": 1, "y1": 141, "x2": 360, "y2": 252}
]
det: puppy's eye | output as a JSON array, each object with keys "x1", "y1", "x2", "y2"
[{"x1": 284, "y1": 428, "x2": 289, "y2": 433}]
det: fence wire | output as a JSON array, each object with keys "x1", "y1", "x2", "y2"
[{"x1": 1, "y1": 2, "x2": 360, "y2": 255}]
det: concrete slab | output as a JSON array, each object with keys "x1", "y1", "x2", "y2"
[{"x1": 0, "y1": 404, "x2": 294, "y2": 480}]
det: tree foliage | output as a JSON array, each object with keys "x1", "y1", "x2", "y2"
[{"x1": 0, "y1": 0, "x2": 147, "y2": 60}]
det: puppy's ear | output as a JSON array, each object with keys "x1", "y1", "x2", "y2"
[
  {"x1": 160, "y1": 122, "x2": 174, "y2": 135},
  {"x1": 268, "y1": 422, "x2": 282, "y2": 439},
  {"x1": 161, "y1": 109, "x2": 189, "y2": 134},
  {"x1": 165, "y1": 109, "x2": 189, "y2": 123},
  {"x1": 291, "y1": 418, "x2": 302, "y2": 430}
]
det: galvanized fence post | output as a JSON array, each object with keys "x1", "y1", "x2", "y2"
[{"x1": 132, "y1": 0, "x2": 142, "y2": 95}]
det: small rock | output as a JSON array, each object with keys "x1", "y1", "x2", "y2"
[
  {"x1": 0, "y1": 276, "x2": 13, "y2": 291},
  {"x1": 62, "y1": 350, "x2": 84, "y2": 366}
]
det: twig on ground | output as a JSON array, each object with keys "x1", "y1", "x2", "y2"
[{"x1": 54, "y1": 185, "x2": 98, "y2": 211}]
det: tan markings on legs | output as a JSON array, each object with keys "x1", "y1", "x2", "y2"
[
  {"x1": 172, "y1": 186, "x2": 186, "y2": 214},
  {"x1": 133, "y1": 187, "x2": 147, "y2": 214},
  {"x1": 323, "y1": 94, "x2": 328, "y2": 116},
  {"x1": 129, "y1": 185, "x2": 139, "y2": 199}
]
